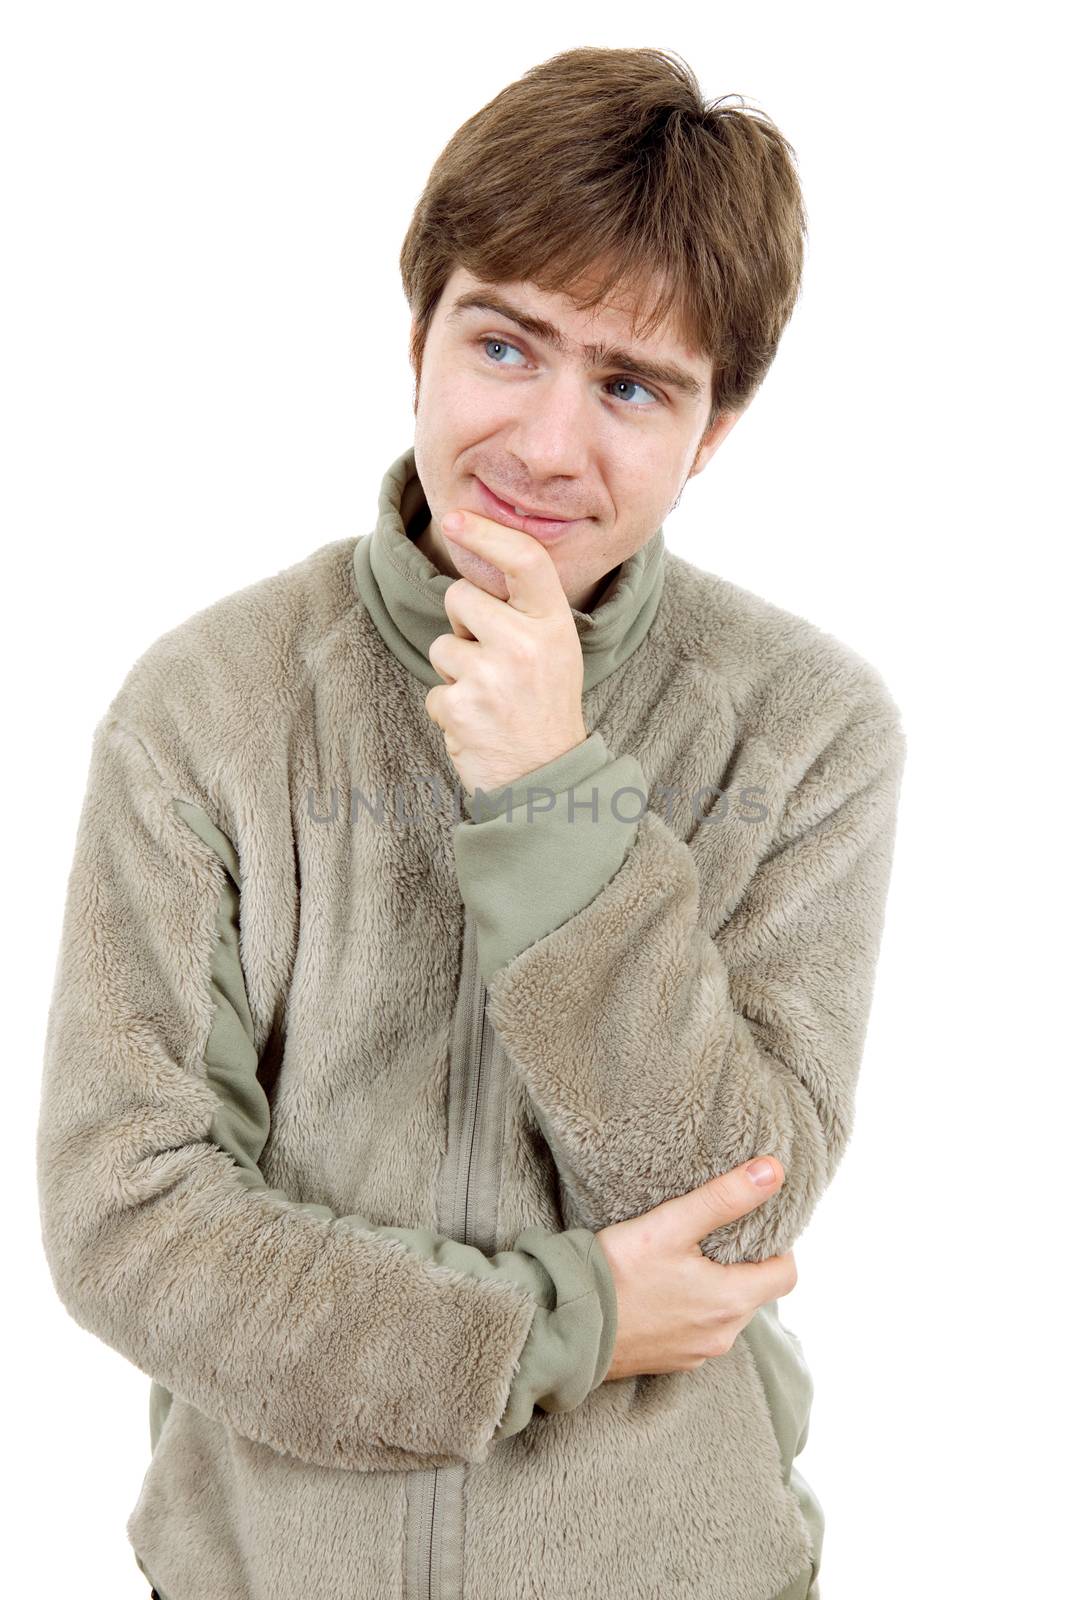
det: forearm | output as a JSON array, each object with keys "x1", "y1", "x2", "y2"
[
  {"x1": 454, "y1": 713, "x2": 905, "y2": 1265},
  {"x1": 38, "y1": 712, "x2": 616, "y2": 1472}
]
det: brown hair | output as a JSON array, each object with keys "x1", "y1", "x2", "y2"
[{"x1": 399, "y1": 46, "x2": 807, "y2": 435}]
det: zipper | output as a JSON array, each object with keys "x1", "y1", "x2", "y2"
[
  {"x1": 455, "y1": 920, "x2": 490, "y2": 1249},
  {"x1": 405, "y1": 907, "x2": 496, "y2": 1600}
]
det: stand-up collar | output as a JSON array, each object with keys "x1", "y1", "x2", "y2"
[{"x1": 352, "y1": 446, "x2": 666, "y2": 692}]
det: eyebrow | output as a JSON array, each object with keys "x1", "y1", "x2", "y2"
[{"x1": 444, "y1": 290, "x2": 706, "y2": 402}]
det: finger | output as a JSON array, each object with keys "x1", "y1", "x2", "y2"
[
  {"x1": 443, "y1": 574, "x2": 533, "y2": 650},
  {"x1": 442, "y1": 582, "x2": 478, "y2": 640},
  {"x1": 424, "y1": 681, "x2": 463, "y2": 731},
  {"x1": 442, "y1": 513, "x2": 567, "y2": 619},
  {"x1": 708, "y1": 1253, "x2": 800, "y2": 1308},
  {"x1": 424, "y1": 683, "x2": 444, "y2": 727},
  {"x1": 654, "y1": 1158, "x2": 785, "y2": 1247},
  {"x1": 426, "y1": 630, "x2": 480, "y2": 686}
]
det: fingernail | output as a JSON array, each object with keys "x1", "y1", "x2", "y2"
[
  {"x1": 746, "y1": 1159, "x2": 777, "y2": 1186},
  {"x1": 442, "y1": 512, "x2": 464, "y2": 531}
]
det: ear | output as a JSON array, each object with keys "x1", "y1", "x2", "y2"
[
  {"x1": 409, "y1": 316, "x2": 422, "y2": 415},
  {"x1": 688, "y1": 407, "x2": 743, "y2": 480}
]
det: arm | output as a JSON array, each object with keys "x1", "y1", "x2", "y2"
[
  {"x1": 451, "y1": 678, "x2": 906, "y2": 1267},
  {"x1": 37, "y1": 711, "x2": 615, "y2": 1473}
]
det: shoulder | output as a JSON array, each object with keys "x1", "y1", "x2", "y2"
[
  {"x1": 659, "y1": 548, "x2": 906, "y2": 759},
  {"x1": 105, "y1": 535, "x2": 360, "y2": 817}
]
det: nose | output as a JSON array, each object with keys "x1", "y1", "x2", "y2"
[{"x1": 504, "y1": 372, "x2": 596, "y2": 499}]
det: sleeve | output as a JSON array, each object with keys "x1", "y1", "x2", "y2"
[
  {"x1": 451, "y1": 687, "x2": 906, "y2": 1268},
  {"x1": 36, "y1": 710, "x2": 617, "y2": 1474}
]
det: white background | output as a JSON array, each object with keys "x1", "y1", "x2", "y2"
[{"x1": 5, "y1": 3, "x2": 1062, "y2": 1595}]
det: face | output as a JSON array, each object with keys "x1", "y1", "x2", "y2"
[{"x1": 409, "y1": 265, "x2": 740, "y2": 612}]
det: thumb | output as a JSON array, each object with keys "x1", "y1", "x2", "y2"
[{"x1": 654, "y1": 1157, "x2": 784, "y2": 1245}]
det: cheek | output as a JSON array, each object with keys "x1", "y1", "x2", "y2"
[{"x1": 434, "y1": 362, "x2": 489, "y2": 415}]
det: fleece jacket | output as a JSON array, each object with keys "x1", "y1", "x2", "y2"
[{"x1": 37, "y1": 443, "x2": 906, "y2": 1600}]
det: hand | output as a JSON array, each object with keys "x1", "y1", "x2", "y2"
[
  {"x1": 423, "y1": 511, "x2": 588, "y2": 799},
  {"x1": 594, "y1": 1157, "x2": 797, "y2": 1382}
]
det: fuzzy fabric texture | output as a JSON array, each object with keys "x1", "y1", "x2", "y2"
[{"x1": 37, "y1": 448, "x2": 904, "y2": 1600}]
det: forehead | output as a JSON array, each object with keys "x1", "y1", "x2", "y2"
[{"x1": 444, "y1": 265, "x2": 691, "y2": 349}]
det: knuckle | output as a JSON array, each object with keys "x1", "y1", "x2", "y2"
[
  {"x1": 514, "y1": 546, "x2": 541, "y2": 576},
  {"x1": 706, "y1": 1286, "x2": 745, "y2": 1326},
  {"x1": 704, "y1": 1328, "x2": 735, "y2": 1360},
  {"x1": 691, "y1": 1184, "x2": 728, "y2": 1233}
]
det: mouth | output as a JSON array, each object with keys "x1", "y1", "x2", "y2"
[{"x1": 472, "y1": 477, "x2": 586, "y2": 543}]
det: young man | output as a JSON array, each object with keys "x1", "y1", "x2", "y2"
[{"x1": 37, "y1": 46, "x2": 904, "y2": 1600}]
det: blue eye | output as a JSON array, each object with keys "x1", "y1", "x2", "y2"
[
  {"x1": 607, "y1": 376, "x2": 658, "y2": 407},
  {"x1": 479, "y1": 338, "x2": 660, "y2": 407},
  {"x1": 482, "y1": 338, "x2": 524, "y2": 366}
]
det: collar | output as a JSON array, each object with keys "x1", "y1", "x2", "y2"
[{"x1": 352, "y1": 446, "x2": 666, "y2": 692}]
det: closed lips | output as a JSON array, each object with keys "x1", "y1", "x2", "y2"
[{"x1": 485, "y1": 483, "x2": 575, "y2": 520}]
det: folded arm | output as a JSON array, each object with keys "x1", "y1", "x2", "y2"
[{"x1": 452, "y1": 679, "x2": 906, "y2": 1266}]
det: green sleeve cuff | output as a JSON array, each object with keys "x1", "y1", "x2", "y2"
[
  {"x1": 583, "y1": 1228, "x2": 620, "y2": 1388},
  {"x1": 452, "y1": 732, "x2": 647, "y2": 987},
  {"x1": 491, "y1": 1225, "x2": 618, "y2": 1440}
]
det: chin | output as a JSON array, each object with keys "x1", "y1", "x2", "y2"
[{"x1": 449, "y1": 544, "x2": 511, "y2": 601}]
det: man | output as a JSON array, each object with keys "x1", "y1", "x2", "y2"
[{"x1": 37, "y1": 45, "x2": 904, "y2": 1600}]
